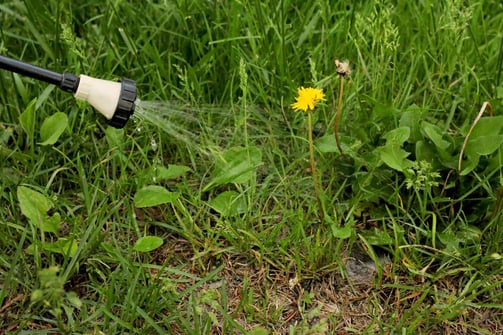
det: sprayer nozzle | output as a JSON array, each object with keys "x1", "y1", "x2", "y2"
[
  {"x1": 74, "y1": 75, "x2": 137, "y2": 129},
  {"x1": 109, "y1": 78, "x2": 137, "y2": 129},
  {"x1": 0, "y1": 55, "x2": 138, "y2": 128}
]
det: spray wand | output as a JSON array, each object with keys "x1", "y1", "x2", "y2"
[{"x1": 0, "y1": 55, "x2": 136, "y2": 128}]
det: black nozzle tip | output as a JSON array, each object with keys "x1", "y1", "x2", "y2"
[{"x1": 108, "y1": 78, "x2": 137, "y2": 129}]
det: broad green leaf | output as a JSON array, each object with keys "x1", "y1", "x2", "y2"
[
  {"x1": 105, "y1": 127, "x2": 124, "y2": 149},
  {"x1": 415, "y1": 141, "x2": 438, "y2": 164},
  {"x1": 465, "y1": 135, "x2": 503, "y2": 157},
  {"x1": 383, "y1": 127, "x2": 410, "y2": 145},
  {"x1": 315, "y1": 134, "x2": 339, "y2": 153},
  {"x1": 134, "y1": 185, "x2": 179, "y2": 208},
  {"x1": 17, "y1": 186, "x2": 60, "y2": 233},
  {"x1": 467, "y1": 116, "x2": 503, "y2": 138},
  {"x1": 379, "y1": 144, "x2": 412, "y2": 172},
  {"x1": 209, "y1": 191, "x2": 246, "y2": 216},
  {"x1": 19, "y1": 99, "x2": 37, "y2": 139},
  {"x1": 421, "y1": 121, "x2": 450, "y2": 150},
  {"x1": 315, "y1": 135, "x2": 363, "y2": 155},
  {"x1": 399, "y1": 105, "x2": 427, "y2": 142},
  {"x1": 39, "y1": 112, "x2": 68, "y2": 145},
  {"x1": 331, "y1": 224, "x2": 352, "y2": 239},
  {"x1": 18, "y1": 186, "x2": 52, "y2": 216},
  {"x1": 140, "y1": 164, "x2": 190, "y2": 183},
  {"x1": 416, "y1": 140, "x2": 457, "y2": 170},
  {"x1": 458, "y1": 117, "x2": 503, "y2": 175},
  {"x1": 148, "y1": 164, "x2": 191, "y2": 181},
  {"x1": 133, "y1": 236, "x2": 163, "y2": 252},
  {"x1": 459, "y1": 155, "x2": 480, "y2": 176},
  {"x1": 358, "y1": 151, "x2": 382, "y2": 169},
  {"x1": 49, "y1": 238, "x2": 76, "y2": 255},
  {"x1": 26, "y1": 238, "x2": 78, "y2": 257},
  {"x1": 41, "y1": 212, "x2": 61, "y2": 234},
  {"x1": 204, "y1": 146, "x2": 262, "y2": 191}
]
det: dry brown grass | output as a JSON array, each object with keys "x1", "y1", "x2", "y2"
[
  {"x1": 2, "y1": 235, "x2": 500, "y2": 334},
  {"x1": 153, "y1": 237, "x2": 502, "y2": 334}
]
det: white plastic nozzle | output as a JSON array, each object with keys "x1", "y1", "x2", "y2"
[{"x1": 74, "y1": 75, "x2": 122, "y2": 120}]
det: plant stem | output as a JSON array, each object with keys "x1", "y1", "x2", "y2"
[
  {"x1": 307, "y1": 111, "x2": 323, "y2": 220},
  {"x1": 334, "y1": 76, "x2": 345, "y2": 155}
]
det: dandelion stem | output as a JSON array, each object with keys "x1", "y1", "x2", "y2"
[
  {"x1": 307, "y1": 111, "x2": 323, "y2": 219},
  {"x1": 334, "y1": 76, "x2": 345, "y2": 155}
]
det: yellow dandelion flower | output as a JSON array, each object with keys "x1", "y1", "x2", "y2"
[{"x1": 291, "y1": 87, "x2": 325, "y2": 112}]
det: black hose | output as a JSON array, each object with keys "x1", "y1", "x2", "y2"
[{"x1": 0, "y1": 55, "x2": 79, "y2": 93}]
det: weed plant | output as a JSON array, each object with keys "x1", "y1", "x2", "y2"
[{"x1": 1, "y1": 0, "x2": 502, "y2": 333}]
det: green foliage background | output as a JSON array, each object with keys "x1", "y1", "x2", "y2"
[{"x1": 0, "y1": 0, "x2": 502, "y2": 333}]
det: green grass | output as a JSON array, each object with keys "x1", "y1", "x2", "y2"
[{"x1": 1, "y1": 0, "x2": 503, "y2": 334}]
